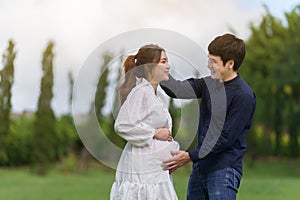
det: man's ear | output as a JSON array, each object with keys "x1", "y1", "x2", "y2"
[{"x1": 225, "y1": 59, "x2": 234, "y2": 70}]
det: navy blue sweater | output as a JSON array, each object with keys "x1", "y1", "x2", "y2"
[{"x1": 161, "y1": 74, "x2": 256, "y2": 175}]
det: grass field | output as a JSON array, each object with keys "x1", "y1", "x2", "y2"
[{"x1": 1, "y1": 158, "x2": 300, "y2": 200}]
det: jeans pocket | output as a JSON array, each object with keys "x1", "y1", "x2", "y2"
[
  {"x1": 233, "y1": 168, "x2": 242, "y2": 190},
  {"x1": 226, "y1": 168, "x2": 242, "y2": 193}
]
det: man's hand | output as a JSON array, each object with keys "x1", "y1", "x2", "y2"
[{"x1": 161, "y1": 150, "x2": 191, "y2": 173}]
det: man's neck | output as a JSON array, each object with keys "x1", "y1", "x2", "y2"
[{"x1": 221, "y1": 71, "x2": 238, "y2": 82}]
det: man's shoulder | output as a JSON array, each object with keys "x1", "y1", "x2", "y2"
[
  {"x1": 238, "y1": 76, "x2": 255, "y2": 95},
  {"x1": 227, "y1": 75, "x2": 256, "y2": 102}
]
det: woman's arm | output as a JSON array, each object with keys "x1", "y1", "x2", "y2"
[
  {"x1": 114, "y1": 88, "x2": 154, "y2": 147},
  {"x1": 115, "y1": 87, "x2": 172, "y2": 146}
]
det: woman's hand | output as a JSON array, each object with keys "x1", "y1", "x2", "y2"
[{"x1": 154, "y1": 128, "x2": 173, "y2": 142}]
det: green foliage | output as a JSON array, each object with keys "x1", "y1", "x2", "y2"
[
  {"x1": 169, "y1": 98, "x2": 181, "y2": 136},
  {"x1": 31, "y1": 41, "x2": 57, "y2": 175},
  {"x1": 95, "y1": 52, "x2": 126, "y2": 149},
  {"x1": 0, "y1": 40, "x2": 16, "y2": 164},
  {"x1": 2, "y1": 113, "x2": 79, "y2": 167},
  {"x1": 55, "y1": 114, "x2": 78, "y2": 159},
  {"x1": 57, "y1": 153, "x2": 78, "y2": 173},
  {"x1": 6, "y1": 115, "x2": 33, "y2": 166},
  {"x1": 67, "y1": 71, "x2": 74, "y2": 113},
  {"x1": 241, "y1": 5, "x2": 300, "y2": 156},
  {"x1": 95, "y1": 53, "x2": 112, "y2": 124},
  {"x1": 169, "y1": 99, "x2": 199, "y2": 152}
]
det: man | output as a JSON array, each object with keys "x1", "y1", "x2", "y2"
[{"x1": 161, "y1": 33, "x2": 256, "y2": 200}]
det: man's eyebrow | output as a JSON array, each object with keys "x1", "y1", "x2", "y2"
[{"x1": 208, "y1": 56, "x2": 217, "y2": 62}]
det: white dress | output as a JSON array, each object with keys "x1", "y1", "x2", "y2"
[{"x1": 110, "y1": 78, "x2": 179, "y2": 200}]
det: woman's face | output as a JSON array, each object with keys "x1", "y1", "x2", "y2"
[{"x1": 149, "y1": 51, "x2": 170, "y2": 83}]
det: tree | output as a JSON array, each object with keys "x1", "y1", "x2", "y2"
[
  {"x1": 31, "y1": 41, "x2": 56, "y2": 175},
  {"x1": 107, "y1": 54, "x2": 126, "y2": 149},
  {"x1": 68, "y1": 70, "x2": 74, "y2": 114},
  {"x1": 169, "y1": 98, "x2": 181, "y2": 137},
  {"x1": 0, "y1": 40, "x2": 16, "y2": 164},
  {"x1": 95, "y1": 53, "x2": 112, "y2": 125},
  {"x1": 64, "y1": 70, "x2": 83, "y2": 158},
  {"x1": 95, "y1": 52, "x2": 126, "y2": 150},
  {"x1": 241, "y1": 5, "x2": 300, "y2": 156},
  {"x1": 279, "y1": 6, "x2": 300, "y2": 156}
]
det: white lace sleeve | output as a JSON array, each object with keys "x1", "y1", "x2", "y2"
[{"x1": 114, "y1": 87, "x2": 155, "y2": 147}]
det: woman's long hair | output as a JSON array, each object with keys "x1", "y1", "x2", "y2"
[{"x1": 119, "y1": 44, "x2": 165, "y2": 105}]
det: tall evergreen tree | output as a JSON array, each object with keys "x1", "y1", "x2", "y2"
[
  {"x1": 108, "y1": 54, "x2": 126, "y2": 149},
  {"x1": 68, "y1": 70, "x2": 74, "y2": 114},
  {"x1": 31, "y1": 41, "x2": 56, "y2": 175},
  {"x1": 95, "y1": 53, "x2": 112, "y2": 125},
  {"x1": 65, "y1": 70, "x2": 82, "y2": 154},
  {"x1": 0, "y1": 40, "x2": 16, "y2": 164}
]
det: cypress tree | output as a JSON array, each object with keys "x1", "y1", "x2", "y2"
[
  {"x1": 31, "y1": 41, "x2": 56, "y2": 175},
  {"x1": 95, "y1": 53, "x2": 112, "y2": 125},
  {"x1": 0, "y1": 40, "x2": 16, "y2": 164},
  {"x1": 68, "y1": 70, "x2": 74, "y2": 114}
]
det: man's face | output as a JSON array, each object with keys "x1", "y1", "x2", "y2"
[
  {"x1": 207, "y1": 54, "x2": 224, "y2": 80},
  {"x1": 207, "y1": 54, "x2": 234, "y2": 82}
]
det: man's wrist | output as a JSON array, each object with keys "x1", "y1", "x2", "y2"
[{"x1": 184, "y1": 151, "x2": 192, "y2": 163}]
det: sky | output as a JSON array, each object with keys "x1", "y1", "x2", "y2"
[{"x1": 0, "y1": 0, "x2": 299, "y2": 115}]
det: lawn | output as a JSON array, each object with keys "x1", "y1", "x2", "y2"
[{"x1": 0, "y1": 158, "x2": 299, "y2": 200}]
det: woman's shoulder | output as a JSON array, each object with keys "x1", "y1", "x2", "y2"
[{"x1": 126, "y1": 79, "x2": 153, "y2": 102}]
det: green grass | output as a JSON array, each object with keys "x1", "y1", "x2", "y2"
[
  {"x1": 1, "y1": 158, "x2": 300, "y2": 200},
  {"x1": 0, "y1": 165, "x2": 114, "y2": 200},
  {"x1": 237, "y1": 157, "x2": 300, "y2": 200}
]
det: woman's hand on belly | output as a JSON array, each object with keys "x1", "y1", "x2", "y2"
[{"x1": 153, "y1": 128, "x2": 173, "y2": 141}]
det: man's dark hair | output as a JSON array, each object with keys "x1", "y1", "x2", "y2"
[{"x1": 208, "y1": 33, "x2": 245, "y2": 71}]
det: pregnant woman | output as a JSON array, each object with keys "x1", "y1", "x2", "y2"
[{"x1": 110, "y1": 44, "x2": 179, "y2": 200}]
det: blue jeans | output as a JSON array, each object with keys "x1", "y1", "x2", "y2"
[{"x1": 187, "y1": 164, "x2": 242, "y2": 200}]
